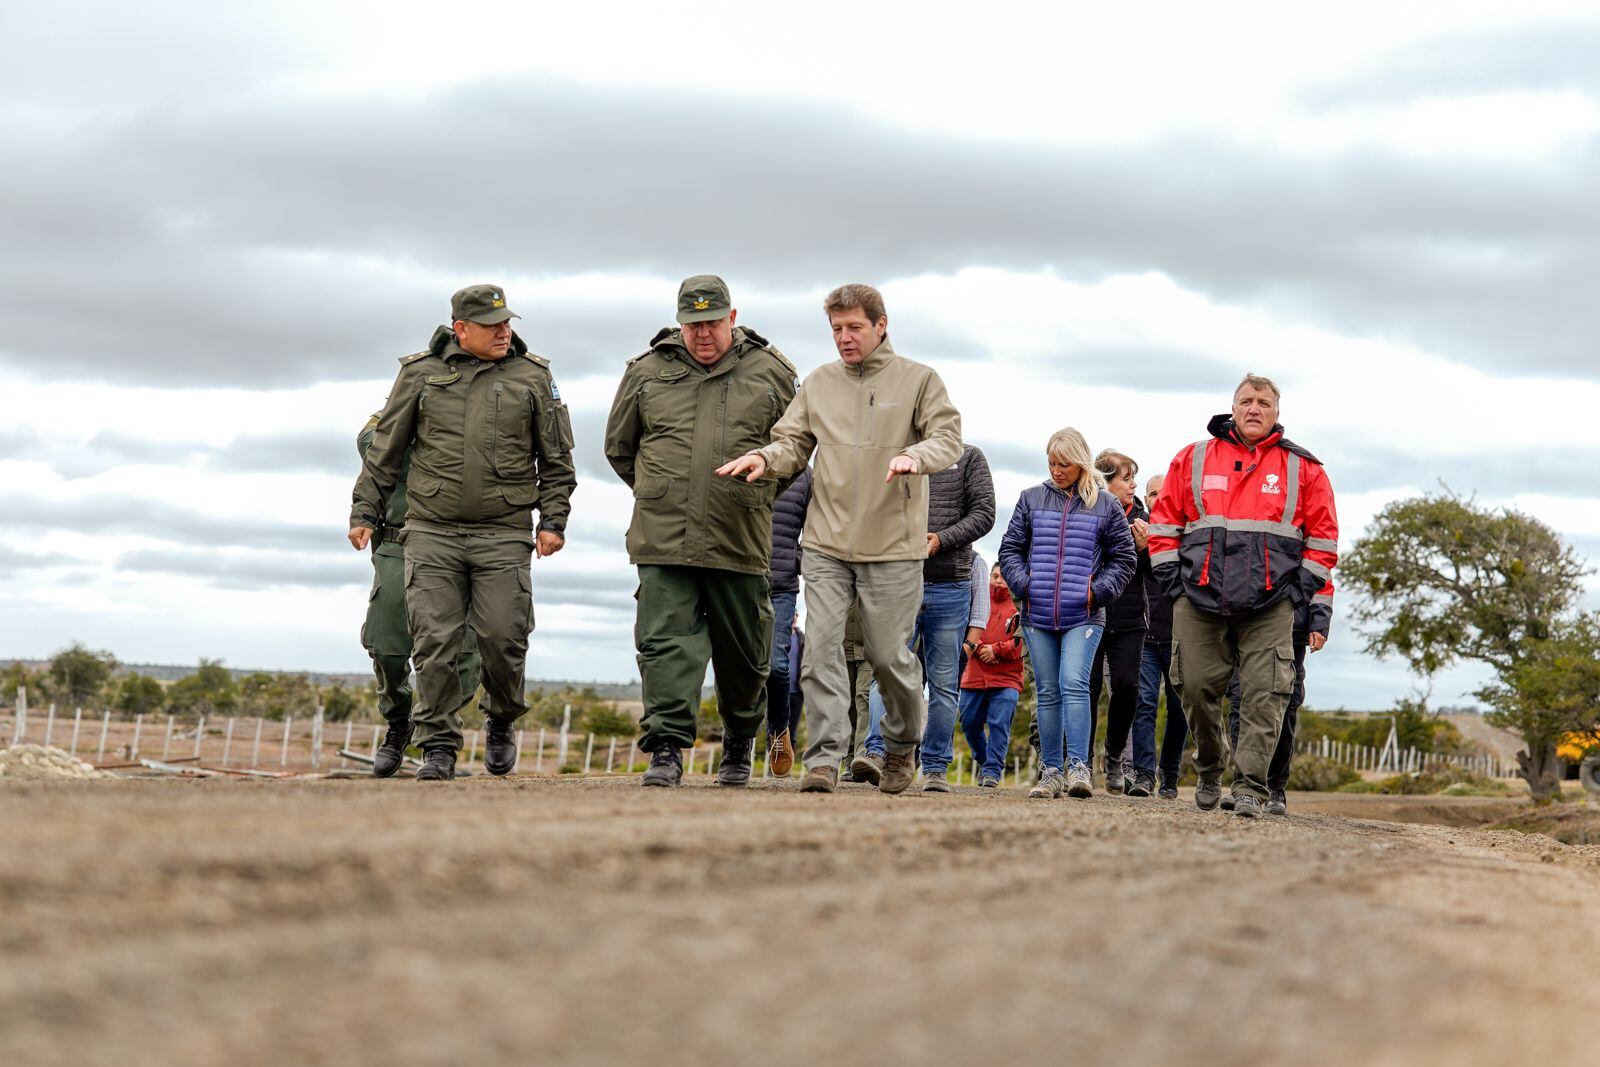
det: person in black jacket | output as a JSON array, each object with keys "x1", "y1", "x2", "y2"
[
  {"x1": 1133, "y1": 473, "x2": 1187, "y2": 799},
  {"x1": 854, "y1": 444, "x2": 995, "y2": 792},
  {"x1": 1086, "y1": 450, "x2": 1150, "y2": 794},
  {"x1": 765, "y1": 468, "x2": 812, "y2": 776}
]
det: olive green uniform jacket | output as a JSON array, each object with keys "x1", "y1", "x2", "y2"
[
  {"x1": 756, "y1": 339, "x2": 962, "y2": 563},
  {"x1": 351, "y1": 327, "x2": 577, "y2": 536},
  {"x1": 603, "y1": 326, "x2": 798, "y2": 575}
]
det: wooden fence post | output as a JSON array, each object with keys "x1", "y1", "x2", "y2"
[
  {"x1": 97, "y1": 710, "x2": 110, "y2": 762},
  {"x1": 70, "y1": 707, "x2": 82, "y2": 757}
]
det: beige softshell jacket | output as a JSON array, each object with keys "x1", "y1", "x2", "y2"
[{"x1": 757, "y1": 339, "x2": 962, "y2": 562}]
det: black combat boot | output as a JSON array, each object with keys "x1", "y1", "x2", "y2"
[
  {"x1": 717, "y1": 735, "x2": 753, "y2": 787},
  {"x1": 416, "y1": 747, "x2": 456, "y2": 781},
  {"x1": 373, "y1": 719, "x2": 413, "y2": 779},
  {"x1": 640, "y1": 746, "x2": 683, "y2": 787},
  {"x1": 483, "y1": 715, "x2": 518, "y2": 776}
]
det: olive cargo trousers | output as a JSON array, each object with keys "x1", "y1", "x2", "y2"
[
  {"x1": 402, "y1": 526, "x2": 534, "y2": 753},
  {"x1": 362, "y1": 544, "x2": 484, "y2": 727},
  {"x1": 634, "y1": 565, "x2": 771, "y2": 751},
  {"x1": 1172, "y1": 596, "x2": 1294, "y2": 801}
]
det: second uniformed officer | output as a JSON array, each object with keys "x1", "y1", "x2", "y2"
[
  {"x1": 357, "y1": 412, "x2": 486, "y2": 778},
  {"x1": 603, "y1": 275, "x2": 798, "y2": 787},
  {"x1": 350, "y1": 285, "x2": 577, "y2": 781}
]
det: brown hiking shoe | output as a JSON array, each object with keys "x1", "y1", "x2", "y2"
[
  {"x1": 799, "y1": 765, "x2": 838, "y2": 793},
  {"x1": 850, "y1": 751, "x2": 884, "y2": 786},
  {"x1": 879, "y1": 750, "x2": 917, "y2": 795},
  {"x1": 767, "y1": 729, "x2": 795, "y2": 778}
]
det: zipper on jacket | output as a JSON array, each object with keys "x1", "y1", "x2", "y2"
[
  {"x1": 1053, "y1": 497, "x2": 1070, "y2": 628},
  {"x1": 1263, "y1": 541, "x2": 1272, "y2": 591},
  {"x1": 491, "y1": 385, "x2": 503, "y2": 475},
  {"x1": 1198, "y1": 539, "x2": 1213, "y2": 586}
]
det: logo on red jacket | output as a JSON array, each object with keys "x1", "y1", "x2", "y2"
[{"x1": 1261, "y1": 474, "x2": 1281, "y2": 495}]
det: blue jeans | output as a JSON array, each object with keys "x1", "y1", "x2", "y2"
[
  {"x1": 767, "y1": 590, "x2": 798, "y2": 737},
  {"x1": 1022, "y1": 623, "x2": 1104, "y2": 771},
  {"x1": 1137, "y1": 642, "x2": 1187, "y2": 781},
  {"x1": 862, "y1": 581, "x2": 968, "y2": 770},
  {"x1": 959, "y1": 687, "x2": 1020, "y2": 780}
]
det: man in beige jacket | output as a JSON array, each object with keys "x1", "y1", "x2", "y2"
[{"x1": 717, "y1": 284, "x2": 962, "y2": 794}]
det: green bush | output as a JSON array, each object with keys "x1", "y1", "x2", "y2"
[
  {"x1": 1286, "y1": 754, "x2": 1361, "y2": 792},
  {"x1": 1338, "y1": 768, "x2": 1507, "y2": 795}
]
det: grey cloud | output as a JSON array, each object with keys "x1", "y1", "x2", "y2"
[
  {"x1": 7, "y1": 493, "x2": 330, "y2": 552},
  {"x1": 0, "y1": 544, "x2": 80, "y2": 577},
  {"x1": 1320, "y1": 446, "x2": 1600, "y2": 501},
  {"x1": 4, "y1": 21, "x2": 1599, "y2": 389}
]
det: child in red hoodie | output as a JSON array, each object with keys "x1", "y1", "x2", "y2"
[{"x1": 959, "y1": 562, "x2": 1026, "y2": 786}]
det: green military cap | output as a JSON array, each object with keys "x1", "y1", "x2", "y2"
[
  {"x1": 451, "y1": 284, "x2": 520, "y2": 325},
  {"x1": 676, "y1": 274, "x2": 732, "y2": 324}
]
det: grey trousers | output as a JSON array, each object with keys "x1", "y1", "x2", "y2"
[{"x1": 801, "y1": 552, "x2": 925, "y2": 770}]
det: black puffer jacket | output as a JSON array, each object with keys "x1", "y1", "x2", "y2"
[
  {"x1": 925, "y1": 445, "x2": 996, "y2": 583},
  {"x1": 769, "y1": 468, "x2": 812, "y2": 594},
  {"x1": 1105, "y1": 497, "x2": 1150, "y2": 633}
]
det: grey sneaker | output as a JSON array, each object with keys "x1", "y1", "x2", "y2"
[
  {"x1": 1066, "y1": 762, "x2": 1094, "y2": 798},
  {"x1": 978, "y1": 775, "x2": 1000, "y2": 788},
  {"x1": 922, "y1": 771, "x2": 952, "y2": 793},
  {"x1": 1233, "y1": 793, "x2": 1263, "y2": 818},
  {"x1": 1125, "y1": 771, "x2": 1154, "y2": 798},
  {"x1": 879, "y1": 751, "x2": 917, "y2": 795},
  {"x1": 850, "y1": 751, "x2": 884, "y2": 787},
  {"x1": 1194, "y1": 775, "x2": 1223, "y2": 810},
  {"x1": 1029, "y1": 767, "x2": 1065, "y2": 798},
  {"x1": 1265, "y1": 793, "x2": 1288, "y2": 817},
  {"x1": 1104, "y1": 755, "x2": 1124, "y2": 794},
  {"x1": 1219, "y1": 794, "x2": 1236, "y2": 811}
]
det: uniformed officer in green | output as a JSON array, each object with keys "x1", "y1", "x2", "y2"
[
  {"x1": 604, "y1": 275, "x2": 798, "y2": 787},
  {"x1": 350, "y1": 285, "x2": 577, "y2": 781},
  {"x1": 357, "y1": 413, "x2": 486, "y2": 777}
]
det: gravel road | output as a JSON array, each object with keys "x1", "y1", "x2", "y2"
[{"x1": 2, "y1": 775, "x2": 1596, "y2": 1066}]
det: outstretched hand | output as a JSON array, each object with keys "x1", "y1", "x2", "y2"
[
  {"x1": 716, "y1": 452, "x2": 768, "y2": 483},
  {"x1": 885, "y1": 454, "x2": 919, "y2": 482}
]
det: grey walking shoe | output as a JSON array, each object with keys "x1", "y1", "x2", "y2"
[
  {"x1": 850, "y1": 751, "x2": 884, "y2": 787},
  {"x1": 921, "y1": 771, "x2": 952, "y2": 793},
  {"x1": 978, "y1": 775, "x2": 1000, "y2": 788},
  {"x1": 1233, "y1": 793, "x2": 1263, "y2": 818},
  {"x1": 1065, "y1": 762, "x2": 1094, "y2": 798},
  {"x1": 1219, "y1": 794, "x2": 1236, "y2": 811},
  {"x1": 1194, "y1": 775, "x2": 1223, "y2": 810},
  {"x1": 1125, "y1": 771, "x2": 1154, "y2": 798},
  {"x1": 1028, "y1": 767, "x2": 1065, "y2": 798},
  {"x1": 1104, "y1": 754, "x2": 1124, "y2": 794},
  {"x1": 1265, "y1": 792, "x2": 1288, "y2": 817}
]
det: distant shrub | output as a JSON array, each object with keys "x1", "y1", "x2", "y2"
[
  {"x1": 1286, "y1": 754, "x2": 1361, "y2": 792},
  {"x1": 1338, "y1": 768, "x2": 1507, "y2": 795}
]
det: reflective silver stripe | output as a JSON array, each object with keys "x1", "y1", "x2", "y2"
[
  {"x1": 1302, "y1": 559, "x2": 1331, "y2": 580},
  {"x1": 1150, "y1": 549, "x2": 1179, "y2": 566},
  {"x1": 1312, "y1": 592, "x2": 1334, "y2": 604},
  {"x1": 1305, "y1": 536, "x2": 1338, "y2": 553},
  {"x1": 1182, "y1": 515, "x2": 1304, "y2": 540},
  {"x1": 1281, "y1": 452, "x2": 1300, "y2": 524},
  {"x1": 1190, "y1": 439, "x2": 1208, "y2": 518},
  {"x1": 1147, "y1": 524, "x2": 1183, "y2": 537}
]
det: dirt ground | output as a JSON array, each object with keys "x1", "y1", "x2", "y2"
[{"x1": 2, "y1": 775, "x2": 1598, "y2": 1067}]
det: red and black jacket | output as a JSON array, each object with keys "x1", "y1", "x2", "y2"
[{"x1": 1148, "y1": 414, "x2": 1337, "y2": 619}]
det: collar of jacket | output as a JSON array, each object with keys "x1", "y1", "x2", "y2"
[
  {"x1": 650, "y1": 326, "x2": 759, "y2": 377},
  {"x1": 845, "y1": 336, "x2": 896, "y2": 377},
  {"x1": 431, "y1": 326, "x2": 528, "y2": 364},
  {"x1": 1207, "y1": 412, "x2": 1283, "y2": 452}
]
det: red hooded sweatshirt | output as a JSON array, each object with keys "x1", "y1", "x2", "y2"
[{"x1": 960, "y1": 583, "x2": 1025, "y2": 692}]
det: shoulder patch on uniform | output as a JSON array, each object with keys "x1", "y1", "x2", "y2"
[
  {"x1": 363, "y1": 414, "x2": 380, "y2": 432},
  {"x1": 762, "y1": 344, "x2": 799, "y2": 380},
  {"x1": 398, "y1": 349, "x2": 430, "y2": 365},
  {"x1": 519, "y1": 351, "x2": 551, "y2": 368},
  {"x1": 626, "y1": 348, "x2": 655, "y2": 367}
]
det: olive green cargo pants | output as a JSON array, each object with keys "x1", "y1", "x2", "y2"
[
  {"x1": 634, "y1": 565, "x2": 771, "y2": 751},
  {"x1": 362, "y1": 544, "x2": 484, "y2": 727},
  {"x1": 1171, "y1": 596, "x2": 1295, "y2": 801},
  {"x1": 402, "y1": 527, "x2": 533, "y2": 753}
]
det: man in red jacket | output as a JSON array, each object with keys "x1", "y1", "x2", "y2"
[
  {"x1": 1147, "y1": 374, "x2": 1338, "y2": 817},
  {"x1": 958, "y1": 560, "x2": 1026, "y2": 787}
]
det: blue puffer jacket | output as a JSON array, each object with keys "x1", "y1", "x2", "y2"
[{"x1": 999, "y1": 481, "x2": 1138, "y2": 631}]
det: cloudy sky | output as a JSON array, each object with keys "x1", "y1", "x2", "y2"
[{"x1": 4, "y1": 1, "x2": 1598, "y2": 709}]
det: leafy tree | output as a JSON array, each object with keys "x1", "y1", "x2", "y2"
[
  {"x1": 1, "y1": 662, "x2": 52, "y2": 702},
  {"x1": 585, "y1": 704, "x2": 637, "y2": 737},
  {"x1": 49, "y1": 641, "x2": 119, "y2": 706},
  {"x1": 165, "y1": 659, "x2": 238, "y2": 717},
  {"x1": 1475, "y1": 615, "x2": 1600, "y2": 797},
  {"x1": 1342, "y1": 491, "x2": 1590, "y2": 799},
  {"x1": 112, "y1": 673, "x2": 166, "y2": 716},
  {"x1": 321, "y1": 683, "x2": 366, "y2": 723}
]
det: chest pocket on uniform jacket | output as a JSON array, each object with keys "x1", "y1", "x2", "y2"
[{"x1": 491, "y1": 383, "x2": 535, "y2": 478}]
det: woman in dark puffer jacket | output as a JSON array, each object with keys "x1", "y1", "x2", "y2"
[
  {"x1": 999, "y1": 428, "x2": 1137, "y2": 800},
  {"x1": 1088, "y1": 449, "x2": 1152, "y2": 796},
  {"x1": 765, "y1": 468, "x2": 811, "y2": 776}
]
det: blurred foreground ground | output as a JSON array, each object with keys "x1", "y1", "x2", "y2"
[{"x1": 2, "y1": 775, "x2": 1597, "y2": 1067}]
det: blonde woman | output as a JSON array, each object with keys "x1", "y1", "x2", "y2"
[{"x1": 998, "y1": 428, "x2": 1138, "y2": 798}]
